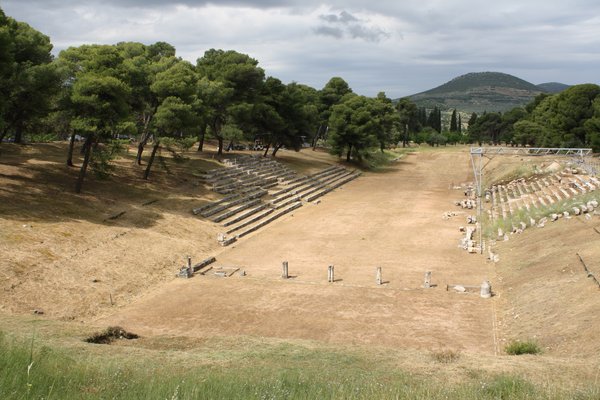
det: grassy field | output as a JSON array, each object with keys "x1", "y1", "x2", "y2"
[
  {"x1": 2, "y1": 324, "x2": 599, "y2": 400},
  {"x1": 2, "y1": 142, "x2": 599, "y2": 399}
]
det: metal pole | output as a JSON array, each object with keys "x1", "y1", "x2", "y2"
[{"x1": 470, "y1": 148, "x2": 484, "y2": 254}]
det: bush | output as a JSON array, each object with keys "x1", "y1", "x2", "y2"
[
  {"x1": 431, "y1": 349, "x2": 460, "y2": 363},
  {"x1": 90, "y1": 140, "x2": 124, "y2": 179},
  {"x1": 85, "y1": 326, "x2": 139, "y2": 344},
  {"x1": 27, "y1": 133, "x2": 59, "y2": 143},
  {"x1": 505, "y1": 340, "x2": 541, "y2": 355}
]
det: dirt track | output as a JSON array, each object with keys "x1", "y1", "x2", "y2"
[{"x1": 102, "y1": 150, "x2": 498, "y2": 353}]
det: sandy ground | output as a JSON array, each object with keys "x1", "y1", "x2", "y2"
[
  {"x1": 3, "y1": 143, "x2": 598, "y2": 361},
  {"x1": 102, "y1": 150, "x2": 498, "y2": 353}
]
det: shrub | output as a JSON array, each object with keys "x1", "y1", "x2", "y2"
[
  {"x1": 505, "y1": 339, "x2": 541, "y2": 355},
  {"x1": 90, "y1": 140, "x2": 124, "y2": 179},
  {"x1": 431, "y1": 349, "x2": 460, "y2": 363},
  {"x1": 28, "y1": 133, "x2": 59, "y2": 143},
  {"x1": 85, "y1": 326, "x2": 139, "y2": 344}
]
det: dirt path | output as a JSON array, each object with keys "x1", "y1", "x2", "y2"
[{"x1": 101, "y1": 150, "x2": 497, "y2": 353}]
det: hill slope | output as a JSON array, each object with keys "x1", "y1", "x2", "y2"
[
  {"x1": 537, "y1": 82, "x2": 570, "y2": 93},
  {"x1": 409, "y1": 72, "x2": 544, "y2": 113}
]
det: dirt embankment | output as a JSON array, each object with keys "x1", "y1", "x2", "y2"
[{"x1": 2, "y1": 143, "x2": 600, "y2": 363}]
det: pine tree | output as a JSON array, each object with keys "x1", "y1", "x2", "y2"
[
  {"x1": 458, "y1": 114, "x2": 462, "y2": 134},
  {"x1": 427, "y1": 106, "x2": 442, "y2": 132}
]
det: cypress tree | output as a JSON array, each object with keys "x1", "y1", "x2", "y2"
[{"x1": 450, "y1": 109, "x2": 457, "y2": 132}]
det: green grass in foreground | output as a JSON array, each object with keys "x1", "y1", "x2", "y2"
[{"x1": 1, "y1": 332, "x2": 599, "y2": 400}]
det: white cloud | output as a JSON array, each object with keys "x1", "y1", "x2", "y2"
[{"x1": 2, "y1": 0, "x2": 599, "y2": 96}]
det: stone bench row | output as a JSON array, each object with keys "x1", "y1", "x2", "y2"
[
  {"x1": 493, "y1": 188, "x2": 597, "y2": 221},
  {"x1": 271, "y1": 167, "x2": 348, "y2": 200},
  {"x1": 203, "y1": 156, "x2": 294, "y2": 182},
  {"x1": 278, "y1": 166, "x2": 340, "y2": 188},
  {"x1": 304, "y1": 172, "x2": 361, "y2": 202},
  {"x1": 235, "y1": 202, "x2": 302, "y2": 240},
  {"x1": 271, "y1": 176, "x2": 324, "y2": 203},
  {"x1": 225, "y1": 176, "x2": 340, "y2": 237},
  {"x1": 214, "y1": 176, "x2": 278, "y2": 194},
  {"x1": 492, "y1": 174, "x2": 597, "y2": 205},
  {"x1": 490, "y1": 175, "x2": 597, "y2": 219},
  {"x1": 210, "y1": 164, "x2": 287, "y2": 184},
  {"x1": 225, "y1": 207, "x2": 275, "y2": 234},
  {"x1": 271, "y1": 175, "x2": 313, "y2": 197},
  {"x1": 309, "y1": 165, "x2": 346, "y2": 181},
  {"x1": 212, "y1": 198, "x2": 263, "y2": 223},
  {"x1": 222, "y1": 203, "x2": 269, "y2": 227},
  {"x1": 296, "y1": 169, "x2": 354, "y2": 200},
  {"x1": 210, "y1": 165, "x2": 298, "y2": 194},
  {"x1": 192, "y1": 192, "x2": 240, "y2": 215},
  {"x1": 199, "y1": 189, "x2": 267, "y2": 218}
]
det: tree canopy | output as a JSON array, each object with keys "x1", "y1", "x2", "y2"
[{"x1": 1, "y1": 6, "x2": 598, "y2": 195}]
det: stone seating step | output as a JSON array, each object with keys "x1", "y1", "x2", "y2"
[
  {"x1": 212, "y1": 198, "x2": 262, "y2": 223},
  {"x1": 225, "y1": 207, "x2": 275, "y2": 234},
  {"x1": 235, "y1": 202, "x2": 303, "y2": 240},
  {"x1": 222, "y1": 203, "x2": 269, "y2": 227}
]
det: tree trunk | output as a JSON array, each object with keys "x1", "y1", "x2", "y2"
[
  {"x1": 136, "y1": 133, "x2": 151, "y2": 165},
  {"x1": 272, "y1": 143, "x2": 282, "y2": 157},
  {"x1": 136, "y1": 111, "x2": 155, "y2": 164},
  {"x1": 346, "y1": 145, "x2": 352, "y2": 162},
  {"x1": 75, "y1": 135, "x2": 94, "y2": 193},
  {"x1": 263, "y1": 143, "x2": 270, "y2": 157},
  {"x1": 67, "y1": 132, "x2": 76, "y2": 167},
  {"x1": 312, "y1": 125, "x2": 322, "y2": 150},
  {"x1": 13, "y1": 126, "x2": 23, "y2": 144},
  {"x1": 197, "y1": 125, "x2": 206, "y2": 152},
  {"x1": 216, "y1": 136, "x2": 224, "y2": 155},
  {"x1": 144, "y1": 140, "x2": 160, "y2": 180},
  {"x1": 0, "y1": 129, "x2": 7, "y2": 144}
]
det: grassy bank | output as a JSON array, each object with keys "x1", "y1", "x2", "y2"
[{"x1": 1, "y1": 330, "x2": 598, "y2": 400}]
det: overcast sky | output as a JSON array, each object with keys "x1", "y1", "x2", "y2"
[{"x1": 3, "y1": 0, "x2": 599, "y2": 97}]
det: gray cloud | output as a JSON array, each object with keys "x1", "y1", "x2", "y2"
[
  {"x1": 315, "y1": 10, "x2": 390, "y2": 42},
  {"x1": 347, "y1": 24, "x2": 390, "y2": 42},
  {"x1": 320, "y1": 10, "x2": 359, "y2": 24},
  {"x1": 313, "y1": 26, "x2": 344, "y2": 39}
]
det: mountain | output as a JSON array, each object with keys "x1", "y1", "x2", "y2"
[
  {"x1": 408, "y1": 72, "x2": 544, "y2": 113},
  {"x1": 537, "y1": 82, "x2": 570, "y2": 93}
]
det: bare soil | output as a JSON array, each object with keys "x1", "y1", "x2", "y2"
[
  {"x1": 100, "y1": 149, "x2": 497, "y2": 353},
  {"x1": 2, "y1": 142, "x2": 599, "y2": 370}
]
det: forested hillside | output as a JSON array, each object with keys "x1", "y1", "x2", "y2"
[{"x1": 409, "y1": 72, "x2": 545, "y2": 113}]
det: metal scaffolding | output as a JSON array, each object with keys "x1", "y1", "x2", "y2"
[{"x1": 469, "y1": 147, "x2": 594, "y2": 254}]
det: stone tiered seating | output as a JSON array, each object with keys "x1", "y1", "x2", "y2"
[
  {"x1": 193, "y1": 156, "x2": 361, "y2": 246},
  {"x1": 487, "y1": 168, "x2": 599, "y2": 228},
  {"x1": 222, "y1": 203, "x2": 269, "y2": 227},
  {"x1": 236, "y1": 202, "x2": 303, "y2": 239},
  {"x1": 212, "y1": 198, "x2": 263, "y2": 223},
  {"x1": 225, "y1": 207, "x2": 275, "y2": 234},
  {"x1": 305, "y1": 172, "x2": 361, "y2": 202},
  {"x1": 200, "y1": 189, "x2": 267, "y2": 218}
]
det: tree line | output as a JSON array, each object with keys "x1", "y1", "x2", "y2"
[
  {"x1": 467, "y1": 86, "x2": 600, "y2": 151},
  {"x1": 1, "y1": 7, "x2": 598, "y2": 193},
  {"x1": 0, "y1": 8, "x2": 404, "y2": 192}
]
